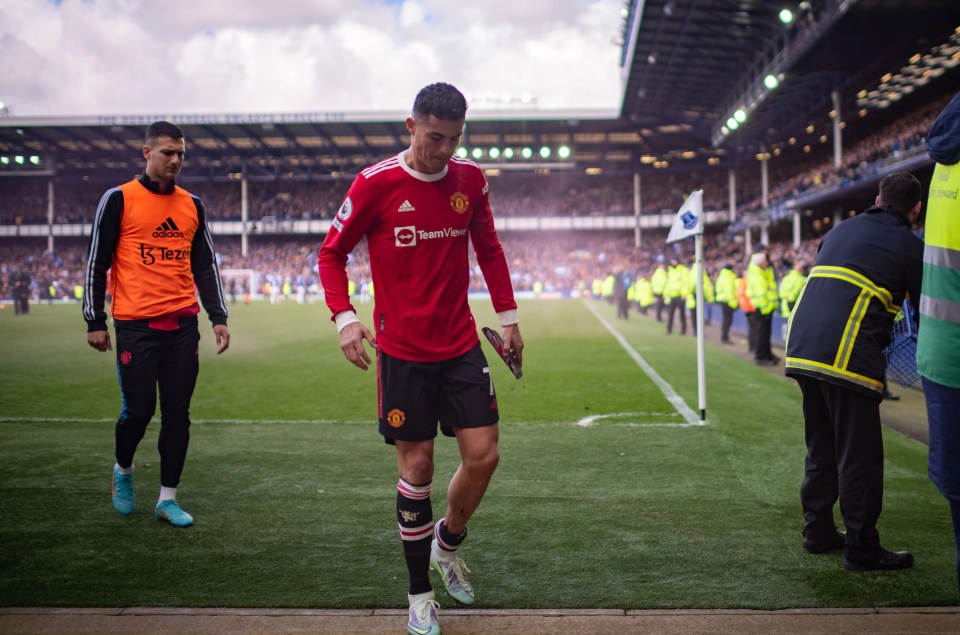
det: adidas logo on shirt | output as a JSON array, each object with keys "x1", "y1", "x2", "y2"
[
  {"x1": 153, "y1": 217, "x2": 184, "y2": 238},
  {"x1": 398, "y1": 200, "x2": 416, "y2": 213}
]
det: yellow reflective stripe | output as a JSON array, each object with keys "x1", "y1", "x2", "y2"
[
  {"x1": 784, "y1": 281, "x2": 810, "y2": 351},
  {"x1": 785, "y1": 358, "x2": 884, "y2": 392},
  {"x1": 834, "y1": 289, "x2": 870, "y2": 369},
  {"x1": 809, "y1": 266, "x2": 896, "y2": 314}
]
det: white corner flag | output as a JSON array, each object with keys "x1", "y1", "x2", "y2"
[
  {"x1": 665, "y1": 188, "x2": 708, "y2": 422},
  {"x1": 666, "y1": 190, "x2": 704, "y2": 244}
]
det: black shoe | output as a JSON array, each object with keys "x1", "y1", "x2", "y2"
[
  {"x1": 844, "y1": 548, "x2": 914, "y2": 572},
  {"x1": 755, "y1": 358, "x2": 776, "y2": 366},
  {"x1": 883, "y1": 389, "x2": 900, "y2": 401},
  {"x1": 803, "y1": 530, "x2": 846, "y2": 554}
]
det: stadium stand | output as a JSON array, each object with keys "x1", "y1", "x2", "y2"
[{"x1": 2, "y1": 1, "x2": 958, "y2": 327}]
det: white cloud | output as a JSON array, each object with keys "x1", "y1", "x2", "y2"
[{"x1": 0, "y1": 0, "x2": 624, "y2": 116}]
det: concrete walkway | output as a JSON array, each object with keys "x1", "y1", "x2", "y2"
[{"x1": 2, "y1": 606, "x2": 960, "y2": 634}]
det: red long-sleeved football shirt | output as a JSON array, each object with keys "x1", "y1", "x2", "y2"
[{"x1": 318, "y1": 153, "x2": 516, "y2": 362}]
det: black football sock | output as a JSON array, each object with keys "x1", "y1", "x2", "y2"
[{"x1": 397, "y1": 477, "x2": 433, "y2": 595}]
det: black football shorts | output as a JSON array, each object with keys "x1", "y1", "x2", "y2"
[{"x1": 377, "y1": 342, "x2": 499, "y2": 444}]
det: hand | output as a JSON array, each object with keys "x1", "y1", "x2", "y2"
[
  {"x1": 87, "y1": 330, "x2": 112, "y2": 352},
  {"x1": 501, "y1": 323, "x2": 524, "y2": 367},
  {"x1": 339, "y1": 321, "x2": 378, "y2": 370},
  {"x1": 214, "y1": 324, "x2": 230, "y2": 354}
]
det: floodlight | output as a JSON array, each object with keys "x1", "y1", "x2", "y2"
[
  {"x1": 456, "y1": 148, "x2": 468, "y2": 158},
  {"x1": 504, "y1": 148, "x2": 514, "y2": 159},
  {"x1": 779, "y1": 9, "x2": 793, "y2": 24},
  {"x1": 489, "y1": 147, "x2": 500, "y2": 159},
  {"x1": 558, "y1": 146, "x2": 571, "y2": 159},
  {"x1": 734, "y1": 109, "x2": 746, "y2": 123},
  {"x1": 521, "y1": 147, "x2": 533, "y2": 159},
  {"x1": 764, "y1": 74, "x2": 779, "y2": 90},
  {"x1": 15, "y1": 155, "x2": 24, "y2": 165},
  {"x1": 471, "y1": 148, "x2": 483, "y2": 159},
  {"x1": 726, "y1": 117, "x2": 738, "y2": 130},
  {"x1": 539, "y1": 146, "x2": 551, "y2": 158},
  {"x1": 29, "y1": 156, "x2": 40, "y2": 165}
]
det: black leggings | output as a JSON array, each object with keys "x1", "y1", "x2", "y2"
[{"x1": 114, "y1": 319, "x2": 200, "y2": 488}]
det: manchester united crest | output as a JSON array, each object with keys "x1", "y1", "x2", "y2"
[
  {"x1": 386, "y1": 408, "x2": 406, "y2": 428},
  {"x1": 449, "y1": 192, "x2": 469, "y2": 214}
]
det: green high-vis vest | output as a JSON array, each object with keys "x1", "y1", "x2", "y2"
[{"x1": 918, "y1": 162, "x2": 960, "y2": 388}]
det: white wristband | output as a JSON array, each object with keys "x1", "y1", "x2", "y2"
[
  {"x1": 498, "y1": 309, "x2": 518, "y2": 328},
  {"x1": 334, "y1": 310, "x2": 360, "y2": 333}
]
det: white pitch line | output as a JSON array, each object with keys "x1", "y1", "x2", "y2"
[
  {"x1": 0, "y1": 416, "x2": 366, "y2": 425},
  {"x1": 582, "y1": 301, "x2": 704, "y2": 426},
  {"x1": 576, "y1": 412, "x2": 693, "y2": 428},
  {"x1": 1, "y1": 416, "x2": 630, "y2": 428}
]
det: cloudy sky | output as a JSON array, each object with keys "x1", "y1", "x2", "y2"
[{"x1": 1, "y1": 0, "x2": 626, "y2": 118}]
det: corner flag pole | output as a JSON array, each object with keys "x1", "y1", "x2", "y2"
[
  {"x1": 667, "y1": 189, "x2": 707, "y2": 423},
  {"x1": 695, "y1": 232, "x2": 707, "y2": 422}
]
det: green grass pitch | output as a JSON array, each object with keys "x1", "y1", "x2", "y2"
[{"x1": 0, "y1": 299, "x2": 955, "y2": 608}]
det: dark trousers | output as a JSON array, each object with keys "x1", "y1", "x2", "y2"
[
  {"x1": 655, "y1": 295, "x2": 665, "y2": 322},
  {"x1": 720, "y1": 305, "x2": 734, "y2": 341},
  {"x1": 746, "y1": 311, "x2": 757, "y2": 352},
  {"x1": 14, "y1": 293, "x2": 29, "y2": 315},
  {"x1": 114, "y1": 318, "x2": 200, "y2": 488},
  {"x1": 922, "y1": 376, "x2": 960, "y2": 593},
  {"x1": 616, "y1": 294, "x2": 629, "y2": 320},
  {"x1": 665, "y1": 297, "x2": 686, "y2": 334},
  {"x1": 797, "y1": 376, "x2": 884, "y2": 554},
  {"x1": 754, "y1": 312, "x2": 773, "y2": 361}
]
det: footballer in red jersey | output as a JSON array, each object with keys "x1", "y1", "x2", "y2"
[{"x1": 318, "y1": 83, "x2": 523, "y2": 634}]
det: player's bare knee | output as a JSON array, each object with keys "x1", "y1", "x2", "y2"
[
  {"x1": 466, "y1": 446, "x2": 499, "y2": 477},
  {"x1": 400, "y1": 456, "x2": 435, "y2": 484}
]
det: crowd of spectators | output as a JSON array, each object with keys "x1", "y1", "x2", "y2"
[
  {"x1": 0, "y1": 230, "x2": 819, "y2": 312},
  {"x1": 735, "y1": 91, "x2": 954, "y2": 217},
  {"x1": 1, "y1": 91, "x2": 949, "y2": 226},
  {"x1": 1, "y1": 90, "x2": 945, "y2": 312}
]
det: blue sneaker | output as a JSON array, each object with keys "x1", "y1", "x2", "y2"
[
  {"x1": 111, "y1": 467, "x2": 134, "y2": 516},
  {"x1": 407, "y1": 591, "x2": 441, "y2": 635},
  {"x1": 155, "y1": 499, "x2": 194, "y2": 527},
  {"x1": 430, "y1": 552, "x2": 475, "y2": 605}
]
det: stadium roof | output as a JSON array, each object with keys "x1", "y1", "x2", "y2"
[
  {"x1": 1, "y1": 0, "x2": 958, "y2": 182},
  {"x1": 620, "y1": 0, "x2": 960, "y2": 151}
]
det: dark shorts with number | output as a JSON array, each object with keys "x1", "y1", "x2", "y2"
[{"x1": 377, "y1": 342, "x2": 499, "y2": 444}]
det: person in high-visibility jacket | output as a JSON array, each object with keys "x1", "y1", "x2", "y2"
[
  {"x1": 601, "y1": 274, "x2": 615, "y2": 304},
  {"x1": 650, "y1": 261, "x2": 668, "y2": 322},
  {"x1": 785, "y1": 172, "x2": 923, "y2": 572},
  {"x1": 746, "y1": 249, "x2": 779, "y2": 364},
  {"x1": 664, "y1": 256, "x2": 690, "y2": 335},
  {"x1": 779, "y1": 259, "x2": 808, "y2": 318},
  {"x1": 634, "y1": 276, "x2": 655, "y2": 315},
  {"x1": 918, "y1": 91, "x2": 960, "y2": 590},
  {"x1": 591, "y1": 278, "x2": 602, "y2": 299},
  {"x1": 714, "y1": 262, "x2": 739, "y2": 343},
  {"x1": 685, "y1": 264, "x2": 715, "y2": 336}
]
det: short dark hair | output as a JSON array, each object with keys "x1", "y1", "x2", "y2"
[
  {"x1": 145, "y1": 121, "x2": 184, "y2": 145},
  {"x1": 412, "y1": 83, "x2": 467, "y2": 122},
  {"x1": 878, "y1": 172, "x2": 921, "y2": 217}
]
